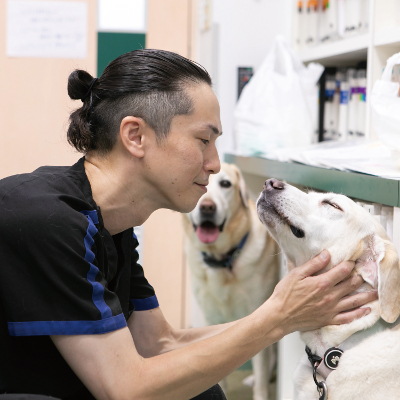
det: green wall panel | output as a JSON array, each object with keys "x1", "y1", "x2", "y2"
[{"x1": 97, "y1": 32, "x2": 146, "y2": 77}]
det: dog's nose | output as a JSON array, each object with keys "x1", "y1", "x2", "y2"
[
  {"x1": 200, "y1": 200, "x2": 216, "y2": 214},
  {"x1": 264, "y1": 178, "x2": 285, "y2": 191}
]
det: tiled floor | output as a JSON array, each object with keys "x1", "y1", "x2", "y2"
[{"x1": 224, "y1": 370, "x2": 276, "y2": 400}]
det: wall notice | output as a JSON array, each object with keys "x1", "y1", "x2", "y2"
[{"x1": 6, "y1": 0, "x2": 88, "y2": 59}]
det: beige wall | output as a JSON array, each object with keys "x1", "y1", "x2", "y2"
[
  {"x1": 147, "y1": 0, "x2": 196, "y2": 59},
  {"x1": 144, "y1": 0, "x2": 196, "y2": 329},
  {"x1": 0, "y1": 0, "x2": 195, "y2": 330},
  {"x1": 0, "y1": 0, "x2": 97, "y2": 179}
]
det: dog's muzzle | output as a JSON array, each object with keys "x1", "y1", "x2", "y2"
[
  {"x1": 257, "y1": 178, "x2": 286, "y2": 207},
  {"x1": 192, "y1": 200, "x2": 226, "y2": 244},
  {"x1": 258, "y1": 179, "x2": 305, "y2": 239}
]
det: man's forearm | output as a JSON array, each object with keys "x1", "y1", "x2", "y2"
[
  {"x1": 128, "y1": 307, "x2": 242, "y2": 358},
  {"x1": 164, "y1": 319, "x2": 241, "y2": 354},
  {"x1": 135, "y1": 304, "x2": 285, "y2": 400},
  {"x1": 54, "y1": 299, "x2": 286, "y2": 400}
]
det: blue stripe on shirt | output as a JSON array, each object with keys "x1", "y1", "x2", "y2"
[
  {"x1": 81, "y1": 210, "x2": 99, "y2": 224},
  {"x1": 131, "y1": 295, "x2": 159, "y2": 311},
  {"x1": 81, "y1": 210, "x2": 113, "y2": 320},
  {"x1": 8, "y1": 314, "x2": 127, "y2": 336}
]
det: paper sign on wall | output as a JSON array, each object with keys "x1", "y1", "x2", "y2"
[{"x1": 7, "y1": 0, "x2": 88, "y2": 59}]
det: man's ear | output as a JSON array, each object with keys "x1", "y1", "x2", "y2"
[
  {"x1": 354, "y1": 234, "x2": 400, "y2": 323},
  {"x1": 119, "y1": 116, "x2": 148, "y2": 158},
  {"x1": 229, "y1": 163, "x2": 249, "y2": 208}
]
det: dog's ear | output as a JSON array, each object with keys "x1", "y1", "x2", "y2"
[
  {"x1": 230, "y1": 164, "x2": 249, "y2": 208},
  {"x1": 354, "y1": 234, "x2": 400, "y2": 323},
  {"x1": 378, "y1": 239, "x2": 400, "y2": 323}
]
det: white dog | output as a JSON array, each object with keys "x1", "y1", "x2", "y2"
[
  {"x1": 257, "y1": 178, "x2": 400, "y2": 400},
  {"x1": 183, "y1": 163, "x2": 279, "y2": 400}
]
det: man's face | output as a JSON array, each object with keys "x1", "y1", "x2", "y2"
[{"x1": 144, "y1": 83, "x2": 222, "y2": 213}]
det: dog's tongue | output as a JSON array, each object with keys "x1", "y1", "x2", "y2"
[{"x1": 196, "y1": 224, "x2": 219, "y2": 243}]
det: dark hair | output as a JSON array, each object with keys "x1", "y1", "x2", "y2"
[{"x1": 67, "y1": 49, "x2": 212, "y2": 154}]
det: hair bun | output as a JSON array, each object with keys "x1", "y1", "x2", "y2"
[{"x1": 68, "y1": 69, "x2": 94, "y2": 101}]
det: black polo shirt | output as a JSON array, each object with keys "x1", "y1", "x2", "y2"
[{"x1": 0, "y1": 157, "x2": 158, "y2": 399}]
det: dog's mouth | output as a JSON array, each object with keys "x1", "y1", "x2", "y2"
[
  {"x1": 267, "y1": 204, "x2": 305, "y2": 239},
  {"x1": 193, "y1": 220, "x2": 226, "y2": 244}
]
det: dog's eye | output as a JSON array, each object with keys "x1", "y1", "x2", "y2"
[
  {"x1": 220, "y1": 180, "x2": 232, "y2": 188},
  {"x1": 323, "y1": 200, "x2": 343, "y2": 211}
]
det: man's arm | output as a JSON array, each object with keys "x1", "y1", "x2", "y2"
[
  {"x1": 52, "y1": 300, "x2": 283, "y2": 400},
  {"x1": 127, "y1": 306, "x2": 240, "y2": 358},
  {"x1": 128, "y1": 255, "x2": 378, "y2": 359},
  {"x1": 51, "y1": 252, "x2": 377, "y2": 400}
]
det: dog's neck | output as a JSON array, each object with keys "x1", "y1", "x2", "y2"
[
  {"x1": 201, "y1": 232, "x2": 249, "y2": 270},
  {"x1": 286, "y1": 241, "x2": 382, "y2": 354}
]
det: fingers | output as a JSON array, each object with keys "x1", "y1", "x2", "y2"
[
  {"x1": 330, "y1": 307, "x2": 372, "y2": 325},
  {"x1": 297, "y1": 250, "x2": 331, "y2": 278},
  {"x1": 334, "y1": 274, "x2": 364, "y2": 298},
  {"x1": 324, "y1": 260, "x2": 355, "y2": 286},
  {"x1": 335, "y1": 290, "x2": 378, "y2": 314}
]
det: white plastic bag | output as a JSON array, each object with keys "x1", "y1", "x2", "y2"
[
  {"x1": 371, "y1": 52, "x2": 400, "y2": 167},
  {"x1": 234, "y1": 36, "x2": 324, "y2": 157}
]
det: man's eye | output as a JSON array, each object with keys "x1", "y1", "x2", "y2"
[{"x1": 201, "y1": 139, "x2": 209, "y2": 145}]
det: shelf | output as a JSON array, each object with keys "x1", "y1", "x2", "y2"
[
  {"x1": 298, "y1": 34, "x2": 369, "y2": 66},
  {"x1": 224, "y1": 154, "x2": 399, "y2": 207},
  {"x1": 374, "y1": 27, "x2": 400, "y2": 47}
]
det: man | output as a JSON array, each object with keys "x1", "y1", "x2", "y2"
[{"x1": 0, "y1": 50, "x2": 376, "y2": 400}]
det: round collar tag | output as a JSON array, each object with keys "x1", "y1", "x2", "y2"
[{"x1": 324, "y1": 347, "x2": 343, "y2": 370}]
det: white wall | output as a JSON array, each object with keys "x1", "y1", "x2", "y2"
[
  {"x1": 196, "y1": 0, "x2": 292, "y2": 157},
  {"x1": 98, "y1": 0, "x2": 147, "y2": 32}
]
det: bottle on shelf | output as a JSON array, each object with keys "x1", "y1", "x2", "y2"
[
  {"x1": 323, "y1": 74, "x2": 337, "y2": 140},
  {"x1": 347, "y1": 68, "x2": 359, "y2": 138},
  {"x1": 305, "y1": 0, "x2": 319, "y2": 46},
  {"x1": 337, "y1": 70, "x2": 350, "y2": 141},
  {"x1": 295, "y1": 1, "x2": 305, "y2": 48},
  {"x1": 294, "y1": 0, "x2": 369, "y2": 49},
  {"x1": 333, "y1": 70, "x2": 342, "y2": 139},
  {"x1": 321, "y1": 66, "x2": 367, "y2": 142},
  {"x1": 359, "y1": 0, "x2": 370, "y2": 33},
  {"x1": 356, "y1": 69, "x2": 367, "y2": 137},
  {"x1": 320, "y1": 0, "x2": 338, "y2": 42},
  {"x1": 344, "y1": 0, "x2": 361, "y2": 36}
]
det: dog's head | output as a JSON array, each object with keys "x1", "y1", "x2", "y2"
[
  {"x1": 257, "y1": 178, "x2": 400, "y2": 323},
  {"x1": 184, "y1": 162, "x2": 249, "y2": 247}
]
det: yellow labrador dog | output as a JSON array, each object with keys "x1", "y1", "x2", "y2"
[
  {"x1": 257, "y1": 178, "x2": 400, "y2": 400},
  {"x1": 183, "y1": 163, "x2": 279, "y2": 400}
]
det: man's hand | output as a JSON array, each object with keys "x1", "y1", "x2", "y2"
[{"x1": 268, "y1": 250, "x2": 378, "y2": 333}]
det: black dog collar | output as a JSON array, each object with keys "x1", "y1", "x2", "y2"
[{"x1": 201, "y1": 232, "x2": 249, "y2": 271}]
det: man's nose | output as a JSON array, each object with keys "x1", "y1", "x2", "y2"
[
  {"x1": 263, "y1": 178, "x2": 285, "y2": 191},
  {"x1": 200, "y1": 200, "x2": 216, "y2": 214},
  {"x1": 205, "y1": 143, "x2": 221, "y2": 175}
]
